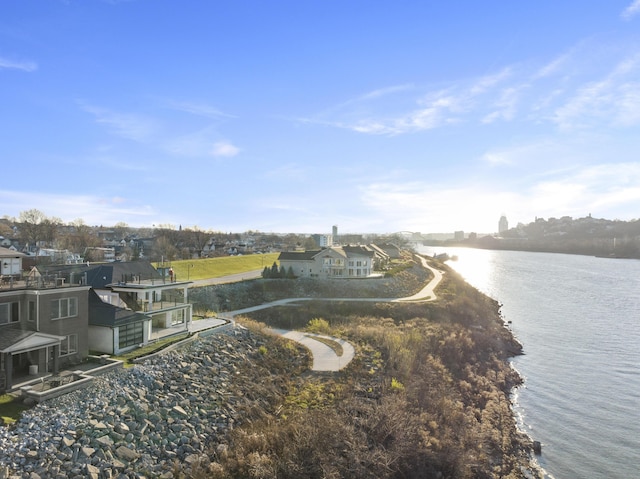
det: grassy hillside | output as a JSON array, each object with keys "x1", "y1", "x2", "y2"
[
  {"x1": 181, "y1": 259, "x2": 540, "y2": 478},
  {"x1": 154, "y1": 253, "x2": 279, "y2": 281}
]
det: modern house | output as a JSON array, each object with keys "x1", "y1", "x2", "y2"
[
  {"x1": 278, "y1": 245, "x2": 376, "y2": 278},
  {"x1": 1, "y1": 249, "x2": 90, "y2": 393},
  {"x1": 36, "y1": 261, "x2": 194, "y2": 355}
]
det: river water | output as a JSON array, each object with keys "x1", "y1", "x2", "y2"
[{"x1": 419, "y1": 247, "x2": 640, "y2": 479}]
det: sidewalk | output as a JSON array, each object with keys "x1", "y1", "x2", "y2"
[
  {"x1": 197, "y1": 255, "x2": 444, "y2": 372},
  {"x1": 268, "y1": 329, "x2": 356, "y2": 372}
]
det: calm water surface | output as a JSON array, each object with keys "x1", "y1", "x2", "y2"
[{"x1": 420, "y1": 247, "x2": 640, "y2": 479}]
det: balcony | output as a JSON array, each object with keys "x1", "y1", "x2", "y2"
[
  {"x1": 135, "y1": 298, "x2": 188, "y2": 313},
  {"x1": 0, "y1": 273, "x2": 76, "y2": 291}
]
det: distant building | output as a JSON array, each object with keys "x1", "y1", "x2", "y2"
[
  {"x1": 311, "y1": 234, "x2": 333, "y2": 248},
  {"x1": 278, "y1": 245, "x2": 376, "y2": 279},
  {"x1": 454, "y1": 231, "x2": 465, "y2": 241},
  {"x1": 332, "y1": 225, "x2": 338, "y2": 244},
  {"x1": 499, "y1": 215, "x2": 509, "y2": 234}
]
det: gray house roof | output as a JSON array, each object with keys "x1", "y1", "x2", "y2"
[
  {"x1": 88, "y1": 290, "x2": 149, "y2": 328},
  {"x1": 36, "y1": 261, "x2": 162, "y2": 288},
  {"x1": 278, "y1": 250, "x2": 321, "y2": 261}
]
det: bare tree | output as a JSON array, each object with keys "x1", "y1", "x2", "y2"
[
  {"x1": 112, "y1": 221, "x2": 130, "y2": 240},
  {"x1": 184, "y1": 226, "x2": 210, "y2": 258},
  {"x1": 153, "y1": 235, "x2": 179, "y2": 262},
  {"x1": 59, "y1": 219, "x2": 101, "y2": 254},
  {"x1": 18, "y1": 209, "x2": 47, "y2": 250}
]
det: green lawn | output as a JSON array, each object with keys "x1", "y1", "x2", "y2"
[
  {"x1": 0, "y1": 394, "x2": 28, "y2": 425},
  {"x1": 114, "y1": 332, "x2": 191, "y2": 365},
  {"x1": 155, "y1": 253, "x2": 279, "y2": 281}
]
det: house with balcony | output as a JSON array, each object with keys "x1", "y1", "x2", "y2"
[
  {"x1": 278, "y1": 245, "x2": 376, "y2": 278},
  {"x1": 1, "y1": 247, "x2": 90, "y2": 393},
  {"x1": 36, "y1": 261, "x2": 193, "y2": 355}
]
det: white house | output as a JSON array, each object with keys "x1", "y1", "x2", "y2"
[
  {"x1": 0, "y1": 247, "x2": 24, "y2": 278},
  {"x1": 278, "y1": 245, "x2": 376, "y2": 279}
]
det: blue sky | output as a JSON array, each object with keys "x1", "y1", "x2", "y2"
[{"x1": 2, "y1": 1, "x2": 640, "y2": 235}]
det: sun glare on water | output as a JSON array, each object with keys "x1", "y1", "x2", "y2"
[{"x1": 447, "y1": 249, "x2": 494, "y2": 294}]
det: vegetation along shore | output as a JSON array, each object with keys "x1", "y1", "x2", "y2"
[{"x1": 1, "y1": 252, "x2": 542, "y2": 478}]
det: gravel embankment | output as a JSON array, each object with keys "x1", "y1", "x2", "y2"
[{"x1": 0, "y1": 329, "x2": 260, "y2": 479}]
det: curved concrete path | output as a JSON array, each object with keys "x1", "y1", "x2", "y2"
[
  {"x1": 269, "y1": 329, "x2": 356, "y2": 371},
  {"x1": 394, "y1": 255, "x2": 443, "y2": 302},
  {"x1": 214, "y1": 255, "x2": 444, "y2": 372}
]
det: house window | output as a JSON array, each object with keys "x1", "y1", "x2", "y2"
[
  {"x1": 0, "y1": 302, "x2": 19, "y2": 325},
  {"x1": 119, "y1": 322, "x2": 144, "y2": 349},
  {"x1": 60, "y1": 334, "x2": 78, "y2": 356},
  {"x1": 28, "y1": 301, "x2": 36, "y2": 322},
  {"x1": 171, "y1": 309, "x2": 185, "y2": 325},
  {"x1": 50, "y1": 298, "x2": 78, "y2": 320}
]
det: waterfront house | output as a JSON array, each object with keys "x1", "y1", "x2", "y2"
[
  {"x1": 1, "y1": 251, "x2": 90, "y2": 393},
  {"x1": 38, "y1": 261, "x2": 193, "y2": 355},
  {"x1": 278, "y1": 245, "x2": 376, "y2": 278}
]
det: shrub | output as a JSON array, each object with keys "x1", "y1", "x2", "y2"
[
  {"x1": 306, "y1": 318, "x2": 330, "y2": 334},
  {"x1": 390, "y1": 377, "x2": 405, "y2": 392}
]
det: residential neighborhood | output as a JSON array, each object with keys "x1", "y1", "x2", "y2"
[
  {"x1": 277, "y1": 244, "x2": 399, "y2": 278},
  {"x1": 1, "y1": 246, "x2": 193, "y2": 393},
  {"x1": 1, "y1": 213, "x2": 408, "y2": 395}
]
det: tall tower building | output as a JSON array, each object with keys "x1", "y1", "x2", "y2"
[
  {"x1": 498, "y1": 215, "x2": 509, "y2": 234},
  {"x1": 332, "y1": 225, "x2": 338, "y2": 244}
]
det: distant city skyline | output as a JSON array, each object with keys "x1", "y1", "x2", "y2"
[{"x1": 2, "y1": 2, "x2": 640, "y2": 234}]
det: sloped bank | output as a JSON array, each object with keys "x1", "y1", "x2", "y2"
[
  {"x1": 0, "y1": 258, "x2": 541, "y2": 478},
  {"x1": 0, "y1": 329, "x2": 309, "y2": 478},
  {"x1": 209, "y1": 261, "x2": 542, "y2": 478}
]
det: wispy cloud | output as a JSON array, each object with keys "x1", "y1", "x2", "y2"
[
  {"x1": 304, "y1": 35, "x2": 640, "y2": 137},
  {"x1": 356, "y1": 84, "x2": 415, "y2": 101},
  {"x1": 621, "y1": 0, "x2": 640, "y2": 20},
  {"x1": 357, "y1": 162, "x2": 640, "y2": 232},
  {"x1": 552, "y1": 54, "x2": 640, "y2": 129},
  {"x1": 320, "y1": 88, "x2": 464, "y2": 136},
  {"x1": 482, "y1": 85, "x2": 526, "y2": 124},
  {"x1": 0, "y1": 190, "x2": 156, "y2": 226},
  {"x1": 79, "y1": 102, "x2": 158, "y2": 142},
  {"x1": 264, "y1": 163, "x2": 308, "y2": 181},
  {"x1": 304, "y1": 68, "x2": 518, "y2": 135},
  {"x1": 211, "y1": 141, "x2": 240, "y2": 157},
  {"x1": 97, "y1": 155, "x2": 149, "y2": 172},
  {"x1": 469, "y1": 67, "x2": 513, "y2": 95},
  {"x1": 535, "y1": 53, "x2": 571, "y2": 79},
  {"x1": 0, "y1": 56, "x2": 38, "y2": 72},
  {"x1": 166, "y1": 100, "x2": 236, "y2": 119}
]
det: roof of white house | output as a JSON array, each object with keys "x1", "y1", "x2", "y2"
[{"x1": 0, "y1": 246, "x2": 25, "y2": 258}]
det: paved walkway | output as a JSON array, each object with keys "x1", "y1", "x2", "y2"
[
  {"x1": 269, "y1": 329, "x2": 356, "y2": 371},
  {"x1": 190, "y1": 269, "x2": 262, "y2": 287},
  {"x1": 394, "y1": 255, "x2": 443, "y2": 302},
  {"x1": 206, "y1": 255, "x2": 444, "y2": 372}
]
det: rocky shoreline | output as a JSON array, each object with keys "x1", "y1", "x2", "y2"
[
  {"x1": 0, "y1": 329, "x2": 261, "y2": 479},
  {"x1": 1, "y1": 261, "x2": 541, "y2": 478}
]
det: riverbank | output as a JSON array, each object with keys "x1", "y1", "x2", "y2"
[
  {"x1": 0, "y1": 255, "x2": 540, "y2": 478},
  {"x1": 0, "y1": 327, "x2": 309, "y2": 478}
]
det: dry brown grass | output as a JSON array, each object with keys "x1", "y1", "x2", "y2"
[{"x1": 179, "y1": 261, "x2": 537, "y2": 479}]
